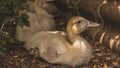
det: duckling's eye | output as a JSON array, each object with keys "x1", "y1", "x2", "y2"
[{"x1": 76, "y1": 20, "x2": 81, "y2": 24}]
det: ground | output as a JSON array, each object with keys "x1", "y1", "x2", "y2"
[
  {"x1": 0, "y1": 16, "x2": 120, "y2": 68},
  {"x1": 0, "y1": 42, "x2": 120, "y2": 68}
]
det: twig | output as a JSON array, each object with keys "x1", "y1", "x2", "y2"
[{"x1": 0, "y1": 23, "x2": 5, "y2": 36}]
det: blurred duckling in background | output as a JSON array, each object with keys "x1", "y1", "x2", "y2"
[
  {"x1": 33, "y1": 0, "x2": 57, "y2": 15},
  {"x1": 24, "y1": 16, "x2": 100, "y2": 66},
  {"x1": 16, "y1": 0, "x2": 55, "y2": 41}
]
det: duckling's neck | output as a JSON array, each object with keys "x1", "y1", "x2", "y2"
[
  {"x1": 34, "y1": 0, "x2": 52, "y2": 17},
  {"x1": 68, "y1": 31, "x2": 81, "y2": 44},
  {"x1": 66, "y1": 24, "x2": 82, "y2": 44}
]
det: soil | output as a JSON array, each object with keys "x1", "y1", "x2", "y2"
[
  {"x1": 0, "y1": 16, "x2": 120, "y2": 68},
  {"x1": 0, "y1": 42, "x2": 120, "y2": 68}
]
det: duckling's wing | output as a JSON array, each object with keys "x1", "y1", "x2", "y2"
[
  {"x1": 39, "y1": 32, "x2": 69, "y2": 62},
  {"x1": 25, "y1": 31, "x2": 69, "y2": 63}
]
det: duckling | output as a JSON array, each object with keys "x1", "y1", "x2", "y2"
[
  {"x1": 24, "y1": 16, "x2": 100, "y2": 66},
  {"x1": 16, "y1": 0, "x2": 55, "y2": 41},
  {"x1": 29, "y1": 0, "x2": 58, "y2": 17}
]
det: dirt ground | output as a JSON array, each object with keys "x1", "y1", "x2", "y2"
[
  {"x1": 0, "y1": 41, "x2": 120, "y2": 68},
  {"x1": 0, "y1": 16, "x2": 120, "y2": 68}
]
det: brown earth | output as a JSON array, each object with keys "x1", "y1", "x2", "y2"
[{"x1": 0, "y1": 15, "x2": 120, "y2": 68}]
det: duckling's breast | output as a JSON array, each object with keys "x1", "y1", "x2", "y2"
[{"x1": 52, "y1": 37, "x2": 92, "y2": 66}]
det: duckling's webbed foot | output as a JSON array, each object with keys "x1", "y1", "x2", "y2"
[{"x1": 29, "y1": 47, "x2": 40, "y2": 57}]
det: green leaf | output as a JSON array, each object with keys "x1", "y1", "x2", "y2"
[
  {"x1": 22, "y1": 18, "x2": 30, "y2": 27},
  {"x1": 0, "y1": 40, "x2": 3, "y2": 45},
  {"x1": 21, "y1": 14, "x2": 30, "y2": 26},
  {"x1": 0, "y1": 40, "x2": 6, "y2": 46},
  {"x1": 18, "y1": 1, "x2": 29, "y2": 10},
  {"x1": 0, "y1": 0, "x2": 14, "y2": 13},
  {"x1": 21, "y1": 14, "x2": 29, "y2": 19},
  {"x1": 17, "y1": 17, "x2": 25, "y2": 28},
  {"x1": 0, "y1": 18, "x2": 4, "y2": 24},
  {"x1": 0, "y1": 6, "x2": 15, "y2": 16},
  {"x1": 0, "y1": 47, "x2": 6, "y2": 55},
  {"x1": 17, "y1": 15, "x2": 30, "y2": 28}
]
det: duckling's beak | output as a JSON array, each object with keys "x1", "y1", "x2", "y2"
[{"x1": 86, "y1": 21, "x2": 100, "y2": 28}]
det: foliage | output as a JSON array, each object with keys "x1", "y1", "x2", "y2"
[
  {"x1": 68, "y1": 0, "x2": 80, "y2": 16},
  {"x1": 0, "y1": 0, "x2": 31, "y2": 55}
]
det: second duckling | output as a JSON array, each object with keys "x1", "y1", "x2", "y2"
[
  {"x1": 24, "y1": 16, "x2": 100, "y2": 66},
  {"x1": 16, "y1": 0, "x2": 55, "y2": 41}
]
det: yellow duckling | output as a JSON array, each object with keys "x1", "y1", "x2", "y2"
[
  {"x1": 16, "y1": 0, "x2": 55, "y2": 41},
  {"x1": 24, "y1": 16, "x2": 100, "y2": 66}
]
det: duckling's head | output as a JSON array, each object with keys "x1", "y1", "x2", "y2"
[{"x1": 67, "y1": 16, "x2": 100, "y2": 34}]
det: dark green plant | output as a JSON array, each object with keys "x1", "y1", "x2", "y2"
[
  {"x1": 0, "y1": 0, "x2": 31, "y2": 55},
  {"x1": 68, "y1": 0, "x2": 80, "y2": 16}
]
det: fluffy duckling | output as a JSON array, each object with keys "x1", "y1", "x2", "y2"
[
  {"x1": 16, "y1": 0, "x2": 55, "y2": 41},
  {"x1": 24, "y1": 16, "x2": 100, "y2": 66}
]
